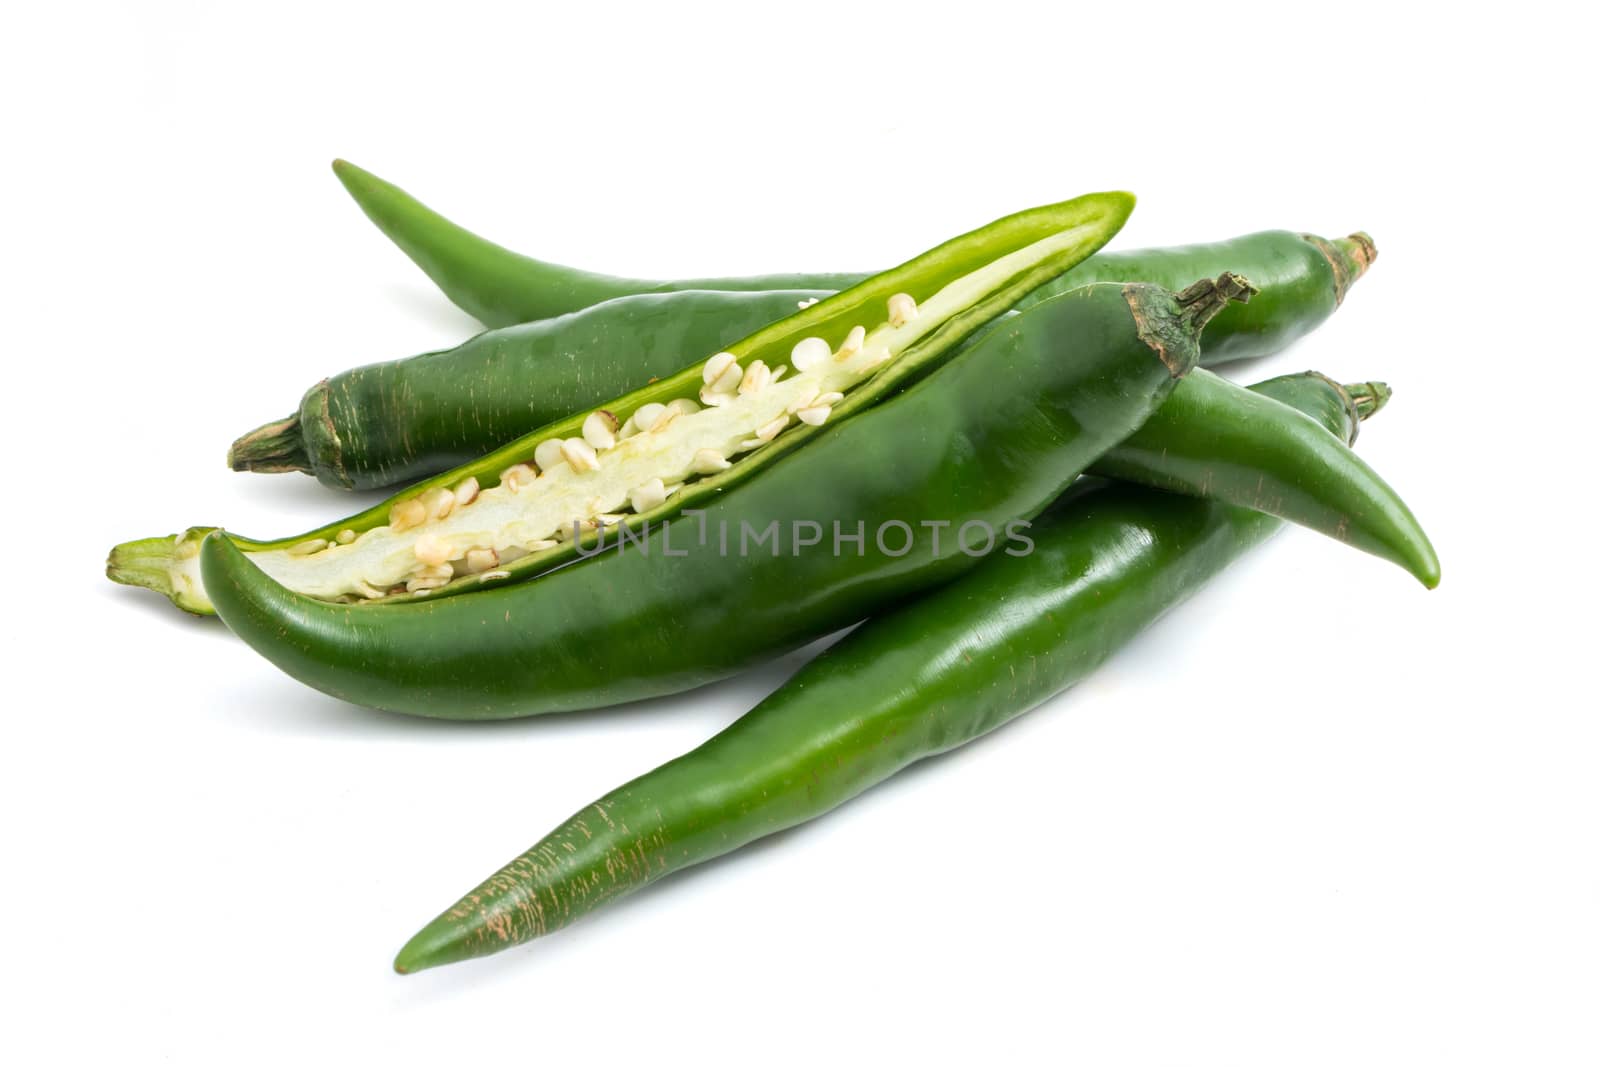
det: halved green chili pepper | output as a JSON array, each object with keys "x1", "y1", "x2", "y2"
[
  {"x1": 198, "y1": 276, "x2": 1239, "y2": 718},
  {"x1": 391, "y1": 371, "x2": 1388, "y2": 972},
  {"x1": 228, "y1": 224, "x2": 1374, "y2": 492},
  {"x1": 335, "y1": 160, "x2": 1373, "y2": 342},
  {"x1": 110, "y1": 190, "x2": 1134, "y2": 615}
]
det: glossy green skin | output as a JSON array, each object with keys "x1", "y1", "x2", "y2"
[
  {"x1": 1100, "y1": 369, "x2": 1439, "y2": 587},
  {"x1": 334, "y1": 160, "x2": 862, "y2": 327},
  {"x1": 336, "y1": 161, "x2": 1372, "y2": 345},
  {"x1": 297, "y1": 289, "x2": 825, "y2": 489},
  {"x1": 240, "y1": 219, "x2": 1372, "y2": 491},
  {"x1": 1005, "y1": 230, "x2": 1371, "y2": 365},
  {"x1": 202, "y1": 283, "x2": 1200, "y2": 719},
  {"x1": 393, "y1": 372, "x2": 1371, "y2": 971}
]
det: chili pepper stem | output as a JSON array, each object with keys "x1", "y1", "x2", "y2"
[
  {"x1": 1127, "y1": 272, "x2": 1256, "y2": 375},
  {"x1": 1304, "y1": 231, "x2": 1378, "y2": 304},
  {"x1": 1175, "y1": 271, "x2": 1258, "y2": 329},
  {"x1": 107, "y1": 528, "x2": 214, "y2": 614},
  {"x1": 1347, "y1": 379, "x2": 1392, "y2": 418},
  {"x1": 106, "y1": 535, "x2": 181, "y2": 598},
  {"x1": 1298, "y1": 373, "x2": 1392, "y2": 445},
  {"x1": 227, "y1": 413, "x2": 310, "y2": 474}
]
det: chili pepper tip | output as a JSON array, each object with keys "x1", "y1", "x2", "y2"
[{"x1": 392, "y1": 917, "x2": 464, "y2": 975}]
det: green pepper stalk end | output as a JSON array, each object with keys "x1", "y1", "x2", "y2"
[
  {"x1": 1346, "y1": 379, "x2": 1391, "y2": 419},
  {"x1": 227, "y1": 412, "x2": 311, "y2": 475},
  {"x1": 1303, "y1": 231, "x2": 1377, "y2": 305},
  {"x1": 1176, "y1": 271, "x2": 1258, "y2": 331},
  {"x1": 1127, "y1": 271, "x2": 1256, "y2": 375},
  {"x1": 1300, "y1": 373, "x2": 1391, "y2": 444},
  {"x1": 106, "y1": 528, "x2": 216, "y2": 615},
  {"x1": 229, "y1": 379, "x2": 357, "y2": 489}
]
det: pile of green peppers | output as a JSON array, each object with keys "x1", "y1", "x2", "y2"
[{"x1": 105, "y1": 161, "x2": 1437, "y2": 975}]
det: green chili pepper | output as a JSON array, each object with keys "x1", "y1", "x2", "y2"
[
  {"x1": 198, "y1": 276, "x2": 1242, "y2": 718},
  {"x1": 333, "y1": 159, "x2": 864, "y2": 328},
  {"x1": 1102, "y1": 369, "x2": 1437, "y2": 587},
  {"x1": 110, "y1": 190, "x2": 1134, "y2": 615},
  {"x1": 228, "y1": 288, "x2": 829, "y2": 489},
  {"x1": 227, "y1": 225, "x2": 1374, "y2": 494},
  {"x1": 335, "y1": 160, "x2": 1373, "y2": 343},
  {"x1": 392, "y1": 370, "x2": 1389, "y2": 972}
]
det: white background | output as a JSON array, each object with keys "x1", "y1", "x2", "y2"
[{"x1": 5, "y1": 2, "x2": 1596, "y2": 1063}]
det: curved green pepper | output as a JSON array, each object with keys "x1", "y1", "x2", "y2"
[
  {"x1": 229, "y1": 224, "x2": 1374, "y2": 492},
  {"x1": 333, "y1": 159, "x2": 864, "y2": 327},
  {"x1": 392, "y1": 372, "x2": 1388, "y2": 971},
  {"x1": 200, "y1": 277, "x2": 1235, "y2": 718},
  {"x1": 1104, "y1": 369, "x2": 1437, "y2": 587},
  {"x1": 335, "y1": 160, "x2": 1372, "y2": 349}
]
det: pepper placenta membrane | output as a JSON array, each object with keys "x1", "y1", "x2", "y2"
[
  {"x1": 390, "y1": 371, "x2": 1387, "y2": 971},
  {"x1": 227, "y1": 228, "x2": 1375, "y2": 492},
  {"x1": 109, "y1": 190, "x2": 1135, "y2": 613},
  {"x1": 199, "y1": 277, "x2": 1237, "y2": 718}
]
